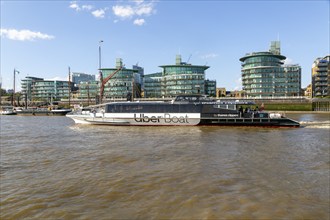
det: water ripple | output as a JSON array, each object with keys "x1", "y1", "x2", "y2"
[{"x1": 0, "y1": 114, "x2": 329, "y2": 219}]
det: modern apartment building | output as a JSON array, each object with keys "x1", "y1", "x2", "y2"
[
  {"x1": 32, "y1": 80, "x2": 71, "y2": 101},
  {"x1": 159, "y1": 55, "x2": 211, "y2": 97},
  {"x1": 72, "y1": 72, "x2": 95, "y2": 86},
  {"x1": 312, "y1": 55, "x2": 330, "y2": 97},
  {"x1": 144, "y1": 72, "x2": 162, "y2": 98},
  {"x1": 142, "y1": 55, "x2": 216, "y2": 98},
  {"x1": 205, "y1": 79, "x2": 217, "y2": 97},
  {"x1": 99, "y1": 58, "x2": 142, "y2": 99},
  {"x1": 240, "y1": 41, "x2": 301, "y2": 97},
  {"x1": 77, "y1": 81, "x2": 99, "y2": 101},
  {"x1": 21, "y1": 76, "x2": 71, "y2": 101},
  {"x1": 21, "y1": 76, "x2": 43, "y2": 101}
]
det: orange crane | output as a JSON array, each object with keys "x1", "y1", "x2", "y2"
[{"x1": 99, "y1": 66, "x2": 123, "y2": 104}]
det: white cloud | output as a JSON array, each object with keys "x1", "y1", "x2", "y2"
[
  {"x1": 201, "y1": 53, "x2": 219, "y2": 59},
  {"x1": 92, "y1": 9, "x2": 107, "y2": 18},
  {"x1": 284, "y1": 58, "x2": 294, "y2": 65},
  {"x1": 69, "y1": 1, "x2": 93, "y2": 11},
  {"x1": 112, "y1": 5, "x2": 135, "y2": 19},
  {"x1": 135, "y1": 3, "x2": 154, "y2": 16},
  {"x1": 69, "y1": 1, "x2": 80, "y2": 11},
  {"x1": 70, "y1": 2, "x2": 106, "y2": 19},
  {"x1": 0, "y1": 28, "x2": 54, "y2": 41},
  {"x1": 68, "y1": 1, "x2": 156, "y2": 25},
  {"x1": 112, "y1": 1, "x2": 156, "y2": 25},
  {"x1": 132, "y1": 0, "x2": 144, "y2": 5},
  {"x1": 133, "y1": 18, "x2": 145, "y2": 26},
  {"x1": 82, "y1": 5, "x2": 93, "y2": 11}
]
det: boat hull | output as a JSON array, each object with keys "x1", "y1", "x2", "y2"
[
  {"x1": 199, "y1": 117, "x2": 300, "y2": 127},
  {"x1": 66, "y1": 113, "x2": 300, "y2": 127},
  {"x1": 67, "y1": 113, "x2": 201, "y2": 126},
  {"x1": 0, "y1": 111, "x2": 17, "y2": 115},
  {"x1": 16, "y1": 109, "x2": 72, "y2": 116}
]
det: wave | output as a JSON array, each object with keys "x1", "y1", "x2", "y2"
[{"x1": 300, "y1": 121, "x2": 330, "y2": 129}]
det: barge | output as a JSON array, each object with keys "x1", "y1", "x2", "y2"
[
  {"x1": 66, "y1": 95, "x2": 300, "y2": 127},
  {"x1": 15, "y1": 107, "x2": 72, "y2": 116}
]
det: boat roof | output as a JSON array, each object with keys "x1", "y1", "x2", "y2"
[
  {"x1": 174, "y1": 95, "x2": 255, "y2": 105},
  {"x1": 84, "y1": 95, "x2": 255, "y2": 108}
]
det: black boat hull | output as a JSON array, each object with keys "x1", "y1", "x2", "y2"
[
  {"x1": 16, "y1": 109, "x2": 72, "y2": 116},
  {"x1": 200, "y1": 117, "x2": 300, "y2": 127}
]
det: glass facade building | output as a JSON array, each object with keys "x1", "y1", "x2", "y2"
[
  {"x1": 159, "y1": 55, "x2": 210, "y2": 97},
  {"x1": 205, "y1": 79, "x2": 217, "y2": 97},
  {"x1": 100, "y1": 59, "x2": 141, "y2": 99},
  {"x1": 32, "y1": 80, "x2": 70, "y2": 101},
  {"x1": 240, "y1": 41, "x2": 301, "y2": 97},
  {"x1": 144, "y1": 72, "x2": 162, "y2": 98},
  {"x1": 21, "y1": 76, "x2": 71, "y2": 101},
  {"x1": 21, "y1": 76, "x2": 43, "y2": 101},
  {"x1": 312, "y1": 55, "x2": 330, "y2": 97},
  {"x1": 72, "y1": 72, "x2": 95, "y2": 86},
  {"x1": 78, "y1": 81, "x2": 99, "y2": 100}
]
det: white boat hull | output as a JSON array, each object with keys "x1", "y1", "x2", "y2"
[{"x1": 67, "y1": 113, "x2": 201, "y2": 126}]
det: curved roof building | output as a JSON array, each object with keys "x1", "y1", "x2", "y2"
[
  {"x1": 240, "y1": 41, "x2": 301, "y2": 97},
  {"x1": 159, "y1": 55, "x2": 210, "y2": 97}
]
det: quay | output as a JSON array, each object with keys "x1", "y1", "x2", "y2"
[
  {"x1": 1, "y1": 97, "x2": 329, "y2": 114},
  {"x1": 60, "y1": 96, "x2": 330, "y2": 112}
]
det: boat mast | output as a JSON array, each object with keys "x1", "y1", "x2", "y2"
[
  {"x1": 13, "y1": 69, "x2": 15, "y2": 106},
  {"x1": 132, "y1": 78, "x2": 134, "y2": 101},
  {"x1": 68, "y1": 66, "x2": 71, "y2": 107}
]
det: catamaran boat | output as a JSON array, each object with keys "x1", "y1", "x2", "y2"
[{"x1": 66, "y1": 95, "x2": 300, "y2": 127}]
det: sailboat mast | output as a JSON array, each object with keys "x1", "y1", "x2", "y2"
[{"x1": 68, "y1": 66, "x2": 71, "y2": 106}]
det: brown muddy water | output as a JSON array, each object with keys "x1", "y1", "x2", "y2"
[{"x1": 0, "y1": 113, "x2": 329, "y2": 219}]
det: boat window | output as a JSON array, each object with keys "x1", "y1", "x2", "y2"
[
  {"x1": 175, "y1": 95, "x2": 200, "y2": 102},
  {"x1": 213, "y1": 104, "x2": 236, "y2": 110},
  {"x1": 106, "y1": 103, "x2": 201, "y2": 113}
]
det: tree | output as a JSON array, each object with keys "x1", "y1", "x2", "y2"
[{"x1": 0, "y1": 88, "x2": 9, "y2": 96}]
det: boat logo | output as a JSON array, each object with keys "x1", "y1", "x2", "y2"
[{"x1": 134, "y1": 113, "x2": 189, "y2": 124}]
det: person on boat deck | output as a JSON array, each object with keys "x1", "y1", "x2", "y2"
[
  {"x1": 238, "y1": 106, "x2": 243, "y2": 116},
  {"x1": 260, "y1": 103, "x2": 265, "y2": 111},
  {"x1": 244, "y1": 107, "x2": 251, "y2": 113}
]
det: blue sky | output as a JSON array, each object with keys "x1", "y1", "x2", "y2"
[{"x1": 1, "y1": 0, "x2": 329, "y2": 91}]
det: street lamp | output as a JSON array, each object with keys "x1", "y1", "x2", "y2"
[
  {"x1": 12, "y1": 69, "x2": 19, "y2": 106},
  {"x1": 99, "y1": 40, "x2": 103, "y2": 70},
  {"x1": 97, "y1": 40, "x2": 103, "y2": 104}
]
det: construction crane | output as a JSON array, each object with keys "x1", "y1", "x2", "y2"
[
  {"x1": 99, "y1": 66, "x2": 123, "y2": 104},
  {"x1": 187, "y1": 54, "x2": 192, "y2": 64}
]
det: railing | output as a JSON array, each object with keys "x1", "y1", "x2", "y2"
[
  {"x1": 312, "y1": 101, "x2": 330, "y2": 111},
  {"x1": 60, "y1": 96, "x2": 310, "y2": 103},
  {"x1": 212, "y1": 96, "x2": 309, "y2": 101}
]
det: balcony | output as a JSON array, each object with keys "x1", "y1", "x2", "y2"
[
  {"x1": 318, "y1": 62, "x2": 329, "y2": 67},
  {"x1": 315, "y1": 82, "x2": 328, "y2": 86},
  {"x1": 316, "y1": 68, "x2": 328, "y2": 72},
  {"x1": 314, "y1": 77, "x2": 327, "y2": 82}
]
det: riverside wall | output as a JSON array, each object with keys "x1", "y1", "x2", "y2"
[{"x1": 1, "y1": 96, "x2": 329, "y2": 112}]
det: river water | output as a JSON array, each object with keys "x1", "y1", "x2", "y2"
[{"x1": 1, "y1": 113, "x2": 329, "y2": 219}]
